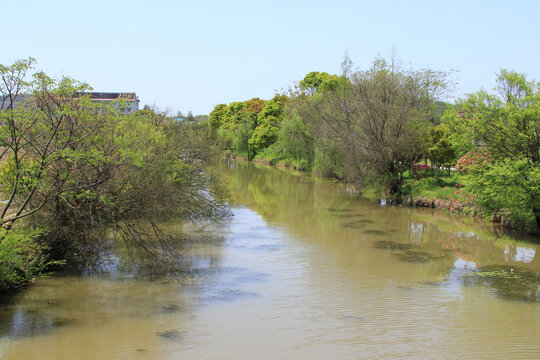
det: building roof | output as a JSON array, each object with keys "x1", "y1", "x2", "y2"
[{"x1": 85, "y1": 92, "x2": 139, "y2": 101}]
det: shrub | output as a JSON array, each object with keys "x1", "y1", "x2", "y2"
[
  {"x1": 0, "y1": 228, "x2": 58, "y2": 292},
  {"x1": 455, "y1": 151, "x2": 492, "y2": 174}
]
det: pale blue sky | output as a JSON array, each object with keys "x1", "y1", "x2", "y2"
[{"x1": 2, "y1": 0, "x2": 539, "y2": 115}]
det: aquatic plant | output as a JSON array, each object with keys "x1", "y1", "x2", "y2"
[{"x1": 465, "y1": 265, "x2": 540, "y2": 302}]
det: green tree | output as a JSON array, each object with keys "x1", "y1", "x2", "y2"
[
  {"x1": 249, "y1": 96, "x2": 286, "y2": 152},
  {"x1": 426, "y1": 124, "x2": 458, "y2": 182},
  {"x1": 276, "y1": 109, "x2": 315, "y2": 167},
  {"x1": 302, "y1": 57, "x2": 450, "y2": 198},
  {"x1": 0, "y1": 62, "x2": 119, "y2": 230},
  {"x1": 0, "y1": 59, "x2": 225, "y2": 288},
  {"x1": 467, "y1": 158, "x2": 540, "y2": 227},
  {"x1": 448, "y1": 70, "x2": 540, "y2": 227},
  {"x1": 299, "y1": 71, "x2": 344, "y2": 95},
  {"x1": 209, "y1": 103, "x2": 228, "y2": 129}
]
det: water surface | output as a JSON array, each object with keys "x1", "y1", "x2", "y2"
[{"x1": 1, "y1": 161, "x2": 539, "y2": 359}]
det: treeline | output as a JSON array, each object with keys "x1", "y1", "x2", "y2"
[
  {"x1": 0, "y1": 58, "x2": 223, "y2": 291},
  {"x1": 209, "y1": 55, "x2": 540, "y2": 230}
]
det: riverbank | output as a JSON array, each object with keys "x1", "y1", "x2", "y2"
[
  {"x1": 226, "y1": 152, "x2": 308, "y2": 171},
  {"x1": 227, "y1": 154, "x2": 534, "y2": 232},
  {"x1": 4, "y1": 160, "x2": 540, "y2": 359}
]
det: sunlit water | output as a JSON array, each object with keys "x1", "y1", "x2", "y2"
[{"x1": 1, "y1": 161, "x2": 539, "y2": 359}]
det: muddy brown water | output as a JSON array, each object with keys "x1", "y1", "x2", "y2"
[{"x1": 1, "y1": 161, "x2": 539, "y2": 359}]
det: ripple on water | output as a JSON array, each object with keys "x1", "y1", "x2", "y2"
[
  {"x1": 253, "y1": 243, "x2": 285, "y2": 251},
  {"x1": 200, "y1": 289, "x2": 260, "y2": 304}
]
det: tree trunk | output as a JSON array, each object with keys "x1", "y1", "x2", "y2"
[{"x1": 533, "y1": 207, "x2": 540, "y2": 229}]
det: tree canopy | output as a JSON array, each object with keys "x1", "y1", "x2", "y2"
[{"x1": 446, "y1": 70, "x2": 540, "y2": 227}]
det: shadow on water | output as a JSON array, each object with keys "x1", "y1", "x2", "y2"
[
  {"x1": 156, "y1": 329, "x2": 186, "y2": 341},
  {"x1": 372, "y1": 239, "x2": 447, "y2": 263},
  {"x1": 463, "y1": 265, "x2": 540, "y2": 303},
  {"x1": 372, "y1": 240, "x2": 419, "y2": 250},
  {"x1": 394, "y1": 250, "x2": 446, "y2": 263},
  {"x1": 324, "y1": 208, "x2": 352, "y2": 213},
  {"x1": 363, "y1": 229, "x2": 394, "y2": 236},
  {"x1": 342, "y1": 219, "x2": 375, "y2": 229}
]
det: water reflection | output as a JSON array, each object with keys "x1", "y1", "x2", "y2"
[
  {"x1": 1, "y1": 160, "x2": 540, "y2": 359},
  {"x1": 465, "y1": 265, "x2": 540, "y2": 302},
  {"x1": 505, "y1": 245, "x2": 536, "y2": 264},
  {"x1": 0, "y1": 223, "x2": 229, "y2": 341},
  {"x1": 0, "y1": 306, "x2": 76, "y2": 338},
  {"x1": 224, "y1": 161, "x2": 540, "y2": 304}
]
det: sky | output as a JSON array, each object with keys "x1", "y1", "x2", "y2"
[{"x1": 2, "y1": 0, "x2": 539, "y2": 115}]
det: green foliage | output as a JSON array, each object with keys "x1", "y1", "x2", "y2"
[
  {"x1": 313, "y1": 139, "x2": 345, "y2": 179},
  {"x1": 427, "y1": 125, "x2": 457, "y2": 168},
  {"x1": 426, "y1": 124, "x2": 458, "y2": 183},
  {"x1": 0, "y1": 228, "x2": 60, "y2": 292},
  {"x1": 209, "y1": 96, "x2": 286, "y2": 156},
  {"x1": 0, "y1": 58, "x2": 226, "y2": 278},
  {"x1": 232, "y1": 118, "x2": 255, "y2": 157},
  {"x1": 209, "y1": 103, "x2": 228, "y2": 129},
  {"x1": 450, "y1": 70, "x2": 540, "y2": 163},
  {"x1": 445, "y1": 69, "x2": 540, "y2": 228},
  {"x1": 466, "y1": 158, "x2": 540, "y2": 227},
  {"x1": 291, "y1": 56, "x2": 450, "y2": 199},
  {"x1": 249, "y1": 96, "x2": 288, "y2": 152},
  {"x1": 275, "y1": 109, "x2": 314, "y2": 166},
  {"x1": 299, "y1": 71, "x2": 345, "y2": 95},
  {"x1": 249, "y1": 119, "x2": 279, "y2": 152}
]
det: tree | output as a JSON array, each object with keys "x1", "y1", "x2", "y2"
[
  {"x1": 276, "y1": 109, "x2": 315, "y2": 167},
  {"x1": 210, "y1": 97, "x2": 279, "y2": 157},
  {"x1": 186, "y1": 110, "x2": 195, "y2": 122},
  {"x1": 452, "y1": 70, "x2": 540, "y2": 163},
  {"x1": 0, "y1": 58, "x2": 132, "y2": 279},
  {"x1": 298, "y1": 71, "x2": 345, "y2": 95},
  {"x1": 0, "y1": 58, "x2": 225, "y2": 280},
  {"x1": 448, "y1": 70, "x2": 540, "y2": 228},
  {"x1": 302, "y1": 56, "x2": 450, "y2": 199},
  {"x1": 209, "y1": 103, "x2": 228, "y2": 129},
  {"x1": 249, "y1": 96, "x2": 286, "y2": 152},
  {"x1": 0, "y1": 61, "x2": 119, "y2": 230},
  {"x1": 426, "y1": 124, "x2": 458, "y2": 182}
]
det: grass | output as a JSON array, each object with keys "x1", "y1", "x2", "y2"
[{"x1": 403, "y1": 171, "x2": 473, "y2": 203}]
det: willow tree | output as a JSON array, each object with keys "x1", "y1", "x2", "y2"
[{"x1": 305, "y1": 56, "x2": 451, "y2": 200}]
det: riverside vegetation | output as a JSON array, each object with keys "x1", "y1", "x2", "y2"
[
  {"x1": 2, "y1": 53, "x2": 539, "y2": 292},
  {"x1": 209, "y1": 54, "x2": 540, "y2": 232},
  {"x1": 0, "y1": 58, "x2": 225, "y2": 291}
]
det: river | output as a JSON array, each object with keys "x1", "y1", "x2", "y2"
[{"x1": 1, "y1": 160, "x2": 539, "y2": 359}]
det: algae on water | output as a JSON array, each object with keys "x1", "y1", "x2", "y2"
[{"x1": 465, "y1": 265, "x2": 540, "y2": 302}]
